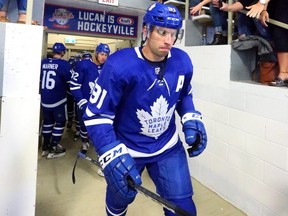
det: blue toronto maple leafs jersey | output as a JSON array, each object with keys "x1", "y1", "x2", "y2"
[
  {"x1": 70, "y1": 59, "x2": 102, "y2": 104},
  {"x1": 40, "y1": 58, "x2": 71, "y2": 108},
  {"x1": 83, "y1": 47, "x2": 196, "y2": 159}
]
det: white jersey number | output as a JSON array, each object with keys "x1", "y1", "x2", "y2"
[
  {"x1": 41, "y1": 70, "x2": 56, "y2": 90},
  {"x1": 71, "y1": 70, "x2": 79, "y2": 81},
  {"x1": 90, "y1": 83, "x2": 107, "y2": 109}
]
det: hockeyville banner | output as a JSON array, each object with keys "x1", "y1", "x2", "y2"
[{"x1": 44, "y1": 4, "x2": 138, "y2": 38}]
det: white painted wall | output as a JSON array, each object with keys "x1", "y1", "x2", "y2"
[
  {"x1": 176, "y1": 21, "x2": 288, "y2": 216},
  {"x1": 0, "y1": 23, "x2": 43, "y2": 216}
]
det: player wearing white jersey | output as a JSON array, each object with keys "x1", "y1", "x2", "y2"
[{"x1": 83, "y1": 3, "x2": 207, "y2": 216}]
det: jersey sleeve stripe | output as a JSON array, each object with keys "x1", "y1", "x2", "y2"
[
  {"x1": 84, "y1": 118, "x2": 113, "y2": 127},
  {"x1": 41, "y1": 98, "x2": 67, "y2": 108}
]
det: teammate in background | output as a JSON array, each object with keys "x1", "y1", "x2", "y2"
[
  {"x1": 68, "y1": 55, "x2": 82, "y2": 140},
  {"x1": 66, "y1": 56, "x2": 80, "y2": 132},
  {"x1": 70, "y1": 45, "x2": 110, "y2": 155},
  {"x1": 94, "y1": 43, "x2": 110, "y2": 73},
  {"x1": 66, "y1": 57, "x2": 77, "y2": 130},
  {"x1": 83, "y1": 3, "x2": 207, "y2": 216},
  {"x1": 40, "y1": 42, "x2": 71, "y2": 159}
]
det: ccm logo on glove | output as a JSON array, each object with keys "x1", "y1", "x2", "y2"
[{"x1": 99, "y1": 143, "x2": 128, "y2": 169}]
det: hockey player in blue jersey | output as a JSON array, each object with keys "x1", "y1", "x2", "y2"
[
  {"x1": 83, "y1": 2, "x2": 207, "y2": 216},
  {"x1": 94, "y1": 43, "x2": 110, "y2": 73},
  {"x1": 40, "y1": 42, "x2": 71, "y2": 159},
  {"x1": 66, "y1": 56, "x2": 78, "y2": 130},
  {"x1": 70, "y1": 45, "x2": 110, "y2": 154}
]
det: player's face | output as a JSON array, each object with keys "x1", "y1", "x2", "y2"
[
  {"x1": 95, "y1": 52, "x2": 108, "y2": 65},
  {"x1": 147, "y1": 26, "x2": 177, "y2": 60}
]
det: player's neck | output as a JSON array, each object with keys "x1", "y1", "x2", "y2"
[
  {"x1": 141, "y1": 46, "x2": 165, "y2": 62},
  {"x1": 94, "y1": 58, "x2": 101, "y2": 66},
  {"x1": 53, "y1": 54, "x2": 62, "y2": 59}
]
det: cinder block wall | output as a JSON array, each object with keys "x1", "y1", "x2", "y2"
[{"x1": 176, "y1": 23, "x2": 288, "y2": 216}]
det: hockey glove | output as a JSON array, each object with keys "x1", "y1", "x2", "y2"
[
  {"x1": 182, "y1": 111, "x2": 207, "y2": 157},
  {"x1": 98, "y1": 141, "x2": 142, "y2": 206}
]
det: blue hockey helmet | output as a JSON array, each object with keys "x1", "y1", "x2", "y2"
[
  {"x1": 82, "y1": 52, "x2": 92, "y2": 59},
  {"x1": 143, "y1": 2, "x2": 182, "y2": 30},
  {"x1": 68, "y1": 57, "x2": 77, "y2": 68},
  {"x1": 95, "y1": 43, "x2": 110, "y2": 56},
  {"x1": 75, "y1": 54, "x2": 82, "y2": 62},
  {"x1": 52, "y1": 42, "x2": 66, "y2": 54}
]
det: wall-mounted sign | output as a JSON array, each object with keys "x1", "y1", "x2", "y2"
[
  {"x1": 65, "y1": 37, "x2": 76, "y2": 44},
  {"x1": 98, "y1": 0, "x2": 119, "y2": 6},
  {"x1": 44, "y1": 4, "x2": 138, "y2": 39}
]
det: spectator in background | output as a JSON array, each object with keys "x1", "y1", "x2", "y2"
[
  {"x1": 0, "y1": 0, "x2": 4, "y2": 10},
  {"x1": 257, "y1": 0, "x2": 288, "y2": 86},
  {"x1": 0, "y1": 0, "x2": 10, "y2": 22},
  {"x1": 0, "y1": 0, "x2": 38, "y2": 24},
  {"x1": 218, "y1": 0, "x2": 272, "y2": 41},
  {"x1": 40, "y1": 43, "x2": 71, "y2": 159},
  {"x1": 190, "y1": 0, "x2": 228, "y2": 45},
  {"x1": 246, "y1": 0, "x2": 270, "y2": 18}
]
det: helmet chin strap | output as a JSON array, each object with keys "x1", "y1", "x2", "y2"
[
  {"x1": 141, "y1": 32, "x2": 147, "y2": 47},
  {"x1": 158, "y1": 55, "x2": 168, "y2": 81},
  {"x1": 141, "y1": 24, "x2": 151, "y2": 47}
]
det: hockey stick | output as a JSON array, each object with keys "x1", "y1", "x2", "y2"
[
  {"x1": 72, "y1": 154, "x2": 80, "y2": 184},
  {"x1": 77, "y1": 152, "x2": 195, "y2": 216}
]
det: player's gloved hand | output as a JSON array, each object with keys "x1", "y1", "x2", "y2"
[
  {"x1": 98, "y1": 141, "x2": 142, "y2": 206},
  {"x1": 77, "y1": 99, "x2": 88, "y2": 115},
  {"x1": 182, "y1": 111, "x2": 207, "y2": 157}
]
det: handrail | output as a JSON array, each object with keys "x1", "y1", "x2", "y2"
[
  {"x1": 239, "y1": 9, "x2": 288, "y2": 30},
  {"x1": 227, "y1": 0, "x2": 233, "y2": 44}
]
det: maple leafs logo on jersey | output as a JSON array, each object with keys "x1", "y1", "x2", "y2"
[{"x1": 136, "y1": 95, "x2": 175, "y2": 139}]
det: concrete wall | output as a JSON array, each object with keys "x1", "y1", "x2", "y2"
[
  {"x1": 0, "y1": 23, "x2": 43, "y2": 216},
  {"x1": 176, "y1": 21, "x2": 288, "y2": 216}
]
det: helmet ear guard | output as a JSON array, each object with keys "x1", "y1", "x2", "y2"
[{"x1": 176, "y1": 28, "x2": 184, "y2": 43}]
